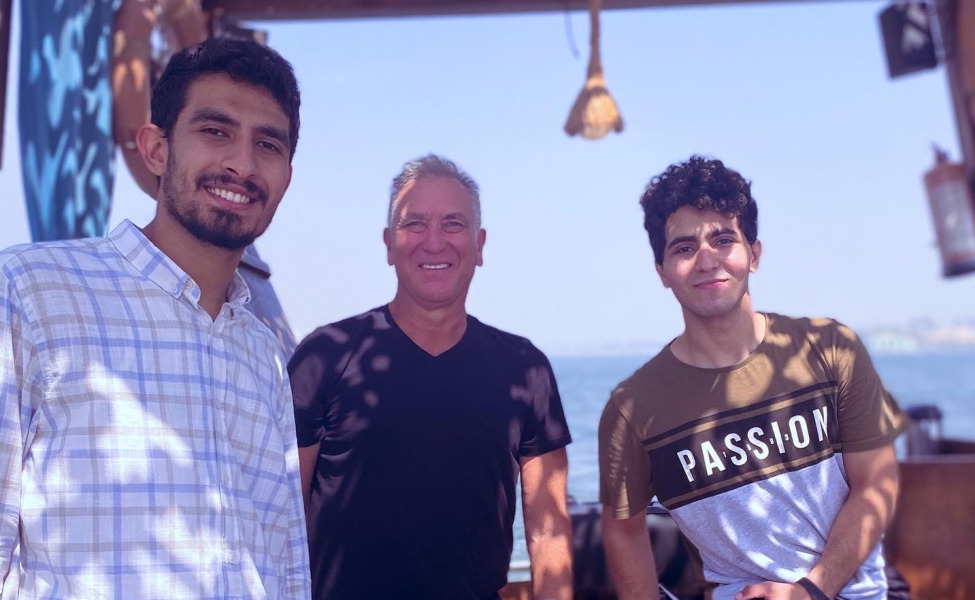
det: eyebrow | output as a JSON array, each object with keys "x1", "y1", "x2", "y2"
[
  {"x1": 707, "y1": 226, "x2": 740, "y2": 239},
  {"x1": 189, "y1": 108, "x2": 289, "y2": 147},
  {"x1": 396, "y1": 211, "x2": 430, "y2": 224},
  {"x1": 189, "y1": 108, "x2": 238, "y2": 127},
  {"x1": 666, "y1": 235, "x2": 697, "y2": 250}
]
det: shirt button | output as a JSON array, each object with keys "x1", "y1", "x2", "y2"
[{"x1": 226, "y1": 551, "x2": 237, "y2": 564}]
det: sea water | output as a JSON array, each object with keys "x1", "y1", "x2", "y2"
[{"x1": 508, "y1": 352, "x2": 975, "y2": 571}]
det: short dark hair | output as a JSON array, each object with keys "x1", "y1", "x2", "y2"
[
  {"x1": 640, "y1": 156, "x2": 758, "y2": 265},
  {"x1": 151, "y1": 38, "x2": 301, "y2": 160}
]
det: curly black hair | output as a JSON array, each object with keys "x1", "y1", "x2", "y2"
[
  {"x1": 151, "y1": 38, "x2": 301, "y2": 161},
  {"x1": 640, "y1": 156, "x2": 758, "y2": 265}
]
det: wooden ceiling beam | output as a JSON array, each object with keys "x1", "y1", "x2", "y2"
[{"x1": 203, "y1": 0, "x2": 846, "y2": 22}]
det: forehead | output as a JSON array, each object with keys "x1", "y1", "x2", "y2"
[
  {"x1": 664, "y1": 206, "x2": 743, "y2": 239},
  {"x1": 394, "y1": 176, "x2": 475, "y2": 217},
  {"x1": 178, "y1": 73, "x2": 289, "y2": 132}
]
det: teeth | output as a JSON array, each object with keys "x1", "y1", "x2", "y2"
[
  {"x1": 207, "y1": 187, "x2": 250, "y2": 204},
  {"x1": 421, "y1": 263, "x2": 449, "y2": 270}
]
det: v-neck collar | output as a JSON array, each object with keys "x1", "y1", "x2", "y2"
[{"x1": 381, "y1": 304, "x2": 472, "y2": 359}]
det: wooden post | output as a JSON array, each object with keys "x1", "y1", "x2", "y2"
[
  {"x1": 936, "y1": 0, "x2": 975, "y2": 182},
  {"x1": 0, "y1": 0, "x2": 13, "y2": 169}
]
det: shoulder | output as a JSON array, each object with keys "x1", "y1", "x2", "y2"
[
  {"x1": 1, "y1": 237, "x2": 110, "y2": 269},
  {"x1": 600, "y1": 351, "x2": 675, "y2": 440},
  {"x1": 299, "y1": 306, "x2": 390, "y2": 350},
  {"x1": 766, "y1": 312, "x2": 863, "y2": 351},
  {"x1": 1, "y1": 238, "x2": 117, "y2": 293},
  {"x1": 289, "y1": 306, "x2": 390, "y2": 370},
  {"x1": 610, "y1": 345, "x2": 683, "y2": 404},
  {"x1": 466, "y1": 315, "x2": 550, "y2": 364}
]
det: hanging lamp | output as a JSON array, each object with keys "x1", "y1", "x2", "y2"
[{"x1": 564, "y1": 0, "x2": 623, "y2": 140}]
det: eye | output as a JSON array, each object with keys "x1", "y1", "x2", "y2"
[
  {"x1": 401, "y1": 220, "x2": 427, "y2": 233},
  {"x1": 257, "y1": 140, "x2": 282, "y2": 154},
  {"x1": 672, "y1": 245, "x2": 694, "y2": 255},
  {"x1": 200, "y1": 127, "x2": 226, "y2": 137},
  {"x1": 715, "y1": 236, "x2": 736, "y2": 246},
  {"x1": 442, "y1": 220, "x2": 468, "y2": 234}
]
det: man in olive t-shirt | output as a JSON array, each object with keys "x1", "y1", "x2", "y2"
[{"x1": 598, "y1": 156, "x2": 905, "y2": 600}]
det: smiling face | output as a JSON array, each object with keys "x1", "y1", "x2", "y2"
[
  {"x1": 151, "y1": 73, "x2": 293, "y2": 250},
  {"x1": 384, "y1": 175, "x2": 486, "y2": 314},
  {"x1": 656, "y1": 206, "x2": 761, "y2": 321}
]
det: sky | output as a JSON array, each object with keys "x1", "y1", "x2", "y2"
[{"x1": 2, "y1": 0, "x2": 974, "y2": 356}]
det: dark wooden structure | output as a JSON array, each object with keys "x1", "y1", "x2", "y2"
[
  {"x1": 886, "y1": 440, "x2": 975, "y2": 600},
  {"x1": 3, "y1": 0, "x2": 975, "y2": 596},
  {"x1": 203, "y1": 0, "x2": 833, "y2": 22}
]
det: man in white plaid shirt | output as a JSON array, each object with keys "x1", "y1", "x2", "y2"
[{"x1": 0, "y1": 38, "x2": 311, "y2": 599}]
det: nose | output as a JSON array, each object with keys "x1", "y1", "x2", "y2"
[
  {"x1": 221, "y1": 140, "x2": 258, "y2": 180},
  {"x1": 694, "y1": 244, "x2": 720, "y2": 271},
  {"x1": 420, "y1": 224, "x2": 448, "y2": 252}
]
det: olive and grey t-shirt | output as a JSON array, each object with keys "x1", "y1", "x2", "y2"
[{"x1": 599, "y1": 314, "x2": 906, "y2": 600}]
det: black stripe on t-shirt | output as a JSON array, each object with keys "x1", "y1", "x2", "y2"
[
  {"x1": 644, "y1": 386, "x2": 840, "y2": 508},
  {"x1": 643, "y1": 381, "x2": 836, "y2": 447}
]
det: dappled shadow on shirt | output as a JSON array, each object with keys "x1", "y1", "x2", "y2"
[
  {"x1": 15, "y1": 350, "x2": 305, "y2": 598},
  {"x1": 289, "y1": 307, "x2": 572, "y2": 599},
  {"x1": 605, "y1": 315, "x2": 903, "y2": 598}
]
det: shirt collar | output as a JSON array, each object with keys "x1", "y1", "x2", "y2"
[{"x1": 108, "y1": 220, "x2": 251, "y2": 307}]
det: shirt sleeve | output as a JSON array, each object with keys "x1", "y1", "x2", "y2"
[
  {"x1": 0, "y1": 260, "x2": 38, "y2": 593},
  {"x1": 598, "y1": 389, "x2": 654, "y2": 519},
  {"x1": 287, "y1": 329, "x2": 333, "y2": 448},
  {"x1": 516, "y1": 353, "x2": 572, "y2": 458},
  {"x1": 827, "y1": 321, "x2": 907, "y2": 453},
  {"x1": 275, "y1": 369, "x2": 313, "y2": 600}
]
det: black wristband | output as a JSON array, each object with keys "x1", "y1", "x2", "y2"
[{"x1": 796, "y1": 577, "x2": 831, "y2": 600}]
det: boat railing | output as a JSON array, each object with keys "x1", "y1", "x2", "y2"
[{"x1": 887, "y1": 404, "x2": 975, "y2": 600}]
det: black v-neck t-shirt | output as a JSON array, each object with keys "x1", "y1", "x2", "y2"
[{"x1": 289, "y1": 305, "x2": 571, "y2": 600}]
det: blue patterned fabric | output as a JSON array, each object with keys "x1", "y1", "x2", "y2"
[
  {"x1": 0, "y1": 220, "x2": 312, "y2": 598},
  {"x1": 19, "y1": 0, "x2": 121, "y2": 242}
]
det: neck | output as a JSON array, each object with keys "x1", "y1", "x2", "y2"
[
  {"x1": 671, "y1": 302, "x2": 767, "y2": 369},
  {"x1": 387, "y1": 296, "x2": 468, "y2": 356},
  {"x1": 141, "y1": 218, "x2": 245, "y2": 320}
]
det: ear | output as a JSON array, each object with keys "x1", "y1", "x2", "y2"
[
  {"x1": 383, "y1": 227, "x2": 394, "y2": 266},
  {"x1": 283, "y1": 164, "x2": 293, "y2": 195},
  {"x1": 135, "y1": 123, "x2": 169, "y2": 177},
  {"x1": 136, "y1": 123, "x2": 169, "y2": 179},
  {"x1": 475, "y1": 228, "x2": 486, "y2": 267},
  {"x1": 749, "y1": 239, "x2": 762, "y2": 273},
  {"x1": 656, "y1": 262, "x2": 672, "y2": 289}
]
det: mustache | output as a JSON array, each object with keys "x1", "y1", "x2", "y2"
[{"x1": 196, "y1": 173, "x2": 268, "y2": 203}]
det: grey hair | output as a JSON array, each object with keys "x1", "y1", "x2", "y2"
[{"x1": 387, "y1": 154, "x2": 481, "y2": 228}]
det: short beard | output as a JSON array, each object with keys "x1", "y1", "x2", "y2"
[
  {"x1": 171, "y1": 202, "x2": 254, "y2": 250},
  {"x1": 160, "y1": 155, "x2": 266, "y2": 251}
]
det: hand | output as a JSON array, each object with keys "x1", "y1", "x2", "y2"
[{"x1": 734, "y1": 581, "x2": 810, "y2": 600}]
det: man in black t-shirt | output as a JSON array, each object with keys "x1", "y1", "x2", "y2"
[{"x1": 288, "y1": 154, "x2": 573, "y2": 600}]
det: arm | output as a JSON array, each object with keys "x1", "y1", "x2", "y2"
[
  {"x1": 112, "y1": 0, "x2": 161, "y2": 196},
  {"x1": 602, "y1": 508, "x2": 658, "y2": 600},
  {"x1": 297, "y1": 442, "x2": 320, "y2": 543},
  {"x1": 0, "y1": 270, "x2": 31, "y2": 593},
  {"x1": 736, "y1": 444, "x2": 900, "y2": 600},
  {"x1": 112, "y1": 0, "x2": 208, "y2": 197},
  {"x1": 297, "y1": 443, "x2": 320, "y2": 510},
  {"x1": 519, "y1": 448, "x2": 573, "y2": 600}
]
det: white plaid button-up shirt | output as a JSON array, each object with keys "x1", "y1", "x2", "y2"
[{"x1": 0, "y1": 220, "x2": 311, "y2": 599}]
